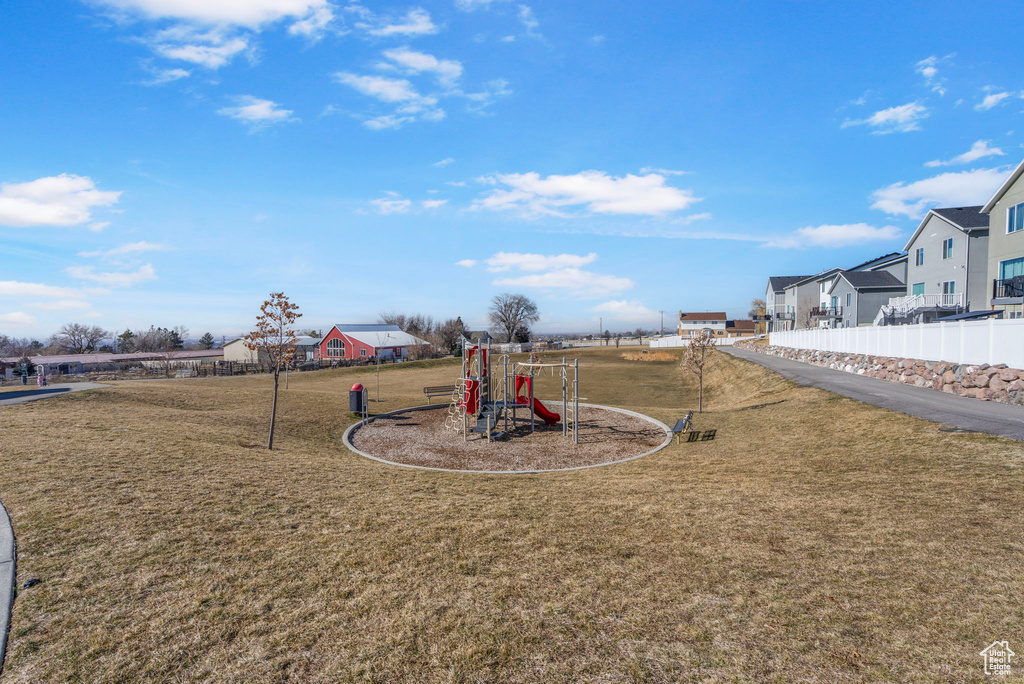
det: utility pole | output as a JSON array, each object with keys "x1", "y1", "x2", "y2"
[
  {"x1": 659, "y1": 310, "x2": 664, "y2": 337},
  {"x1": 599, "y1": 317, "x2": 602, "y2": 341}
]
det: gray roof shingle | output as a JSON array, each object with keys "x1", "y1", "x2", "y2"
[
  {"x1": 839, "y1": 271, "x2": 905, "y2": 289},
  {"x1": 932, "y1": 206, "x2": 988, "y2": 229},
  {"x1": 768, "y1": 275, "x2": 812, "y2": 292}
]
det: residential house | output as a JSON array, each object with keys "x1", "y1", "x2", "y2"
[
  {"x1": 677, "y1": 312, "x2": 727, "y2": 336},
  {"x1": 318, "y1": 324, "x2": 430, "y2": 361},
  {"x1": 764, "y1": 276, "x2": 811, "y2": 332},
  {"x1": 828, "y1": 270, "x2": 907, "y2": 327},
  {"x1": 880, "y1": 206, "x2": 989, "y2": 324},
  {"x1": 725, "y1": 319, "x2": 757, "y2": 337},
  {"x1": 982, "y1": 158, "x2": 1024, "y2": 318}
]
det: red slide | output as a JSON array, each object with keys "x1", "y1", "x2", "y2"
[
  {"x1": 514, "y1": 376, "x2": 561, "y2": 424},
  {"x1": 529, "y1": 397, "x2": 561, "y2": 425}
]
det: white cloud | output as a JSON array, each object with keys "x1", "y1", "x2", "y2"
[
  {"x1": 335, "y1": 72, "x2": 446, "y2": 128},
  {"x1": 66, "y1": 263, "x2": 157, "y2": 287},
  {"x1": 382, "y1": 47, "x2": 462, "y2": 87},
  {"x1": 155, "y1": 36, "x2": 250, "y2": 68},
  {"x1": 915, "y1": 54, "x2": 953, "y2": 95},
  {"x1": 975, "y1": 90, "x2": 1015, "y2": 111},
  {"x1": 493, "y1": 268, "x2": 633, "y2": 298},
  {"x1": 335, "y1": 73, "x2": 423, "y2": 103},
  {"x1": 485, "y1": 252, "x2": 598, "y2": 272},
  {"x1": 97, "y1": 0, "x2": 334, "y2": 27},
  {"x1": 447, "y1": 181, "x2": 468, "y2": 187},
  {"x1": 371, "y1": 197, "x2": 413, "y2": 214},
  {"x1": 456, "y1": 259, "x2": 478, "y2": 267},
  {"x1": 870, "y1": 167, "x2": 1009, "y2": 218},
  {"x1": 0, "y1": 175, "x2": 121, "y2": 228},
  {"x1": 77, "y1": 241, "x2": 173, "y2": 259},
  {"x1": 455, "y1": 0, "x2": 501, "y2": 9},
  {"x1": 517, "y1": 5, "x2": 539, "y2": 36},
  {"x1": 639, "y1": 167, "x2": 691, "y2": 176},
  {"x1": 422, "y1": 199, "x2": 448, "y2": 208},
  {"x1": 925, "y1": 140, "x2": 1005, "y2": 167},
  {"x1": 142, "y1": 67, "x2": 191, "y2": 85},
  {"x1": 463, "y1": 78, "x2": 512, "y2": 112},
  {"x1": 794, "y1": 223, "x2": 901, "y2": 248},
  {"x1": 358, "y1": 8, "x2": 437, "y2": 36},
  {"x1": 434, "y1": 157, "x2": 455, "y2": 167},
  {"x1": 672, "y1": 212, "x2": 713, "y2": 225},
  {"x1": 217, "y1": 96, "x2": 296, "y2": 130},
  {"x1": 0, "y1": 312, "x2": 35, "y2": 326},
  {"x1": 589, "y1": 34, "x2": 605, "y2": 45},
  {"x1": 0, "y1": 281, "x2": 87, "y2": 299},
  {"x1": 474, "y1": 170, "x2": 699, "y2": 217},
  {"x1": 591, "y1": 299, "x2": 657, "y2": 319},
  {"x1": 30, "y1": 300, "x2": 93, "y2": 311},
  {"x1": 842, "y1": 102, "x2": 928, "y2": 133}
]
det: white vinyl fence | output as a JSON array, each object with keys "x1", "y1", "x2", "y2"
[
  {"x1": 770, "y1": 318, "x2": 1024, "y2": 368},
  {"x1": 649, "y1": 335, "x2": 740, "y2": 348}
]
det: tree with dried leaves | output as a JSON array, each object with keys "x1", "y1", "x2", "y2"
[
  {"x1": 244, "y1": 293, "x2": 302, "y2": 450},
  {"x1": 681, "y1": 328, "x2": 716, "y2": 413},
  {"x1": 50, "y1": 323, "x2": 112, "y2": 354},
  {"x1": 488, "y1": 293, "x2": 540, "y2": 343}
]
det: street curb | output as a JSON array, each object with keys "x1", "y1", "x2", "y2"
[
  {"x1": 0, "y1": 498, "x2": 15, "y2": 677},
  {"x1": 342, "y1": 402, "x2": 672, "y2": 474}
]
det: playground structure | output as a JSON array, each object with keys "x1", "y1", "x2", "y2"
[{"x1": 445, "y1": 335, "x2": 579, "y2": 443}]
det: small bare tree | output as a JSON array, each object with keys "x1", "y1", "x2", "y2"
[
  {"x1": 681, "y1": 328, "x2": 716, "y2": 413},
  {"x1": 244, "y1": 293, "x2": 302, "y2": 450},
  {"x1": 488, "y1": 293, "x2": 539, "y2": 343}
]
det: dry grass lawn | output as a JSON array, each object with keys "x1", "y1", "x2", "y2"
[{"x1": 0, "y1": 348, "x2": 1022, "y2": 683}]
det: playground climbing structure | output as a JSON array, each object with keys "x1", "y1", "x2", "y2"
[{"x1": 445, "y1": 334, "x2": 579, "y2": 443}]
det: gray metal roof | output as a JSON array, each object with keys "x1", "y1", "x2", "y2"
[
  {"x1": 332, "y1": 324, "x2": 402, "y2": 333},
  {"x1": 932, "y1": 206, "x2": 988, "y2": 229},
  {"x1": 838, "y1": 270, "x2": 905, "y2": 289},
  {"x1": 848, "y1": 252, "x2": 904, "y2": 271},
  {"x1": 768, "y1": 275, "x2": 813, "y2": 292},
  {"x1": 341, "y1": 329, "x2": 430, "y2": 348}
]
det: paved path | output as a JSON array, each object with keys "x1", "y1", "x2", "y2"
[
  {"x1": 723, "y1": 347, "x2": 1024, "y2": 441},
  {"x1": 0, "y1": 499, "x2": 14, "y2": 675},
  {"x1": 0, "y1": 382, "x2": 107, "y2": 408}
]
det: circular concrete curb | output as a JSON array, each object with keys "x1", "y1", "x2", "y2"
[
  {"x1": 342, "y1": 402, "x2": 672, "y2": 474},
  {"x1": 0, "y1": 498, "x2": 15, "y2": 676}
]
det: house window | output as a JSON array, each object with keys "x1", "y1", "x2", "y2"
[
  {"x1": 915, "y1": 247, "x2": 924, "y2": 266},
  {"x1": 360, "y1": 349, "x2": 367, "y2": 357},
  {"x1": 941, "y1": 238, "x2": 953, "y2": 259},
  {"x1": 1009, "y1": 202, "x2": 1024, "y2": 233},
  {"x1": 912, "y1": 282, "x2": 925, "y2": 295},
  {"x1": 942, "y1": 281, "x2": 955, "y2": 295},
  {"x1": 1001, "y1": 256, "x2": 1024, "y2": 280},
  {"x1": 326, "y1": 338, "x2": 345, "y2": 358},
  {"x1": 846, "y1": 293, "x2": 851, "y2": 306}
]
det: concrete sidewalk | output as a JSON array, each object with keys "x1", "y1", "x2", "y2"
[
  {"x1": 0, "y1": 499, "x2": 14, "y2": 676},
  {"x1": 0, "y1": 382, "x2": 107, "y2": 408},
  {"x1": 723, "y1": 346, "x2": 1024, "y2": 441}
]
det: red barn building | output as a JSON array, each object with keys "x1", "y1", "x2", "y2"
[{"x1": 318, "y1": 324, "x2": 430, "y2": 361}]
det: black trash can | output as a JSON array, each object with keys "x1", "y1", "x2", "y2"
[{"x1": 349, "y1": 383, "x2": 365, "y2": 414}]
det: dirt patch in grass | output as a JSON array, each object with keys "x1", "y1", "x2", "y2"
[
  {"x1": 350, "y1": 405, "x2": 666, "y2": 471},
  {"x1": 621, "y1": 350, "x2": 677, "y2": 362},
  {"x1": 0, "y1": 347, "x2": 1022, "y2": 682}
]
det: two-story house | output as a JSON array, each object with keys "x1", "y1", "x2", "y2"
[
  {"x1": 982, "y1": 159, "x2": 1024, "y2": 318},
  {"x1": 882, "y1": 206, "x2": 989, "y2": 324},
  {"x1": 764, "y1": 276, "x2": 811, "y2": 332}
]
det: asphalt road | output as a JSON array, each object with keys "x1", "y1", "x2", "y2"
[{"x1": 723, "y1": 346, "x2": 1024, "y2": 441}]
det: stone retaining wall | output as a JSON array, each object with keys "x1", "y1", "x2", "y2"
[{"x1": 734, "y1": 342, "x2": 1024, "y2": 406}]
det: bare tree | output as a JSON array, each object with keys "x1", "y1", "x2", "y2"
[
  {"x1": 681, "y1": 328, "x2": 716, "y2": 413},
  {"x1": 50, "y1": 323, "x2": 112, "y2": 354},
  {"x1": 436, "y1": 316, "x2": 467, "y2": 354},
  {"x1": 488, "y1": 293, "x2": 539, "y2": 343},
  {"x1": 749, "y1": 298, "x2": 767, "y2": 335},
  {"x1": 244, "y1": 293, "x2": 302, "y2": 450}
]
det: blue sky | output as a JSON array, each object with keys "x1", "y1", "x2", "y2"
[{"x1": 2, "y1": 0, "x2": 1024, "y2": 339}]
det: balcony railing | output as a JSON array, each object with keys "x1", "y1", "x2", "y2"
[
  {"x1": 993, "y1": 277, "x2": 1024, "y2": 299},
  {"x1": 884, "y1": 293, "x2": 963, "y2": 317},
  {"x1": 810, "y1": 306, "x2": 842, "y2": 318},
  {"x1": 774, "y1": 311, "x2": 794, "y2": 320}
]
